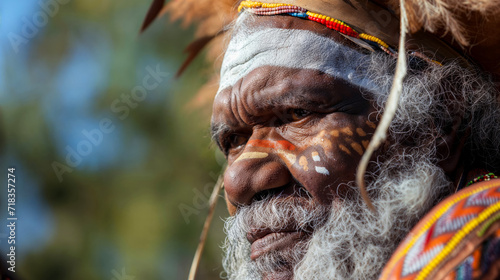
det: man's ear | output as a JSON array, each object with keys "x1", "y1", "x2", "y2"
[
  {"x1": 225, "y1": 190, "x2": 237, "y2": 216},
  {"x1": 436, "y1": 117, "x2": 469, "y2": 176}
]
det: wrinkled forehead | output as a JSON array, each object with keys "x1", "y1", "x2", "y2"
[{"x1": 217, "y1": 14, "x2": 377, "y2": 97}]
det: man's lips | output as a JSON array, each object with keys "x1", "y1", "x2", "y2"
[{"x1": 247, "y1": 229, "x2": 307, "y2": 260}]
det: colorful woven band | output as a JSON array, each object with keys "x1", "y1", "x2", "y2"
[{"x1": 238, "y1": 1, "x2": 442, "y2": 66}]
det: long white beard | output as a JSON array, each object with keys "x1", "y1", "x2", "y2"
[{"x1": 222, "y1": 156, "x2": 451, "y2": 280}]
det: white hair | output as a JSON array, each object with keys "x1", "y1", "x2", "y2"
[{"x1": 220, "y1": 12, "x2": 500, "y2": 280}]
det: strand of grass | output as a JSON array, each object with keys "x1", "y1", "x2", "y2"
[
  {"x1": 188, "y1": 170, "x2": 225, "y2": 280},
  {"x1": 356, "y1": 0, "x2": 409, "y2": 212}
]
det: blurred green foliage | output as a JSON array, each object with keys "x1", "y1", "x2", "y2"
[{"x1": 1, "y1": 0, "x2": 227, "y2": 279}]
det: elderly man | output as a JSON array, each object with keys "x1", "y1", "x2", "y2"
[{"x1": 144, "y1": 0, "x2": 500, "y2": 279}]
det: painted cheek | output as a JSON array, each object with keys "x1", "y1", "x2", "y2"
[
  {"x1": 290, "y1": 131, "x2": 335, "y2": 177},
  {"x1": 289, "y1": 148, "x2": 339, "y2": 203},
  {"x1": 286, "y1": 123, "x2": 377, "y2": 202}
]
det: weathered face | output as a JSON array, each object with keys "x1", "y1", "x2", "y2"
[
  {"x1": 213, "y1": 65, "x2": 378, "y2": 205},
  {"x1": 211, "y1": 15, "x2": 382, "y2": 279}
]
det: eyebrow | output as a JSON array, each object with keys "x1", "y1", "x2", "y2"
[
  {"x1": 265, "y1": 91, "x2": 317, "y2": 109},
  {"x1": 210, "y1": 122, "x2": 231, "y2": 149}
]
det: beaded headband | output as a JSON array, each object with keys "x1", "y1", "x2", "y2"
[{"x1": 238, "y1": 1, "x2": 442, "y2": 66}]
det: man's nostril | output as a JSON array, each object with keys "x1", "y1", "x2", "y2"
[
  {"x1": 252, "y1": 182, "x2": 310, "y2": 202},
  {"x1": 252, "y1": 184, "x2": 288, "y2": 202},
  {"x1": 253, "y1": 188, "x2": 279, "y2": 203}
]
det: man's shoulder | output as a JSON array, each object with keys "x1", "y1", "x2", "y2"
[{"x1": 380, "y1": 178, "x2": 500, "y2": 280}]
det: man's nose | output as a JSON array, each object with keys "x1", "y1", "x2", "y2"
[{"x1": 224, "y1": 140, "x2": 293, "y2": 207}]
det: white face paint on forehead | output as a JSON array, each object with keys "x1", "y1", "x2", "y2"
[{"x1": 217, "y1": 27, "x2": 380, "y2": 96}]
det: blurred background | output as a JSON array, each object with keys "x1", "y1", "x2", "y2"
[{"x1": 0, "y1": 1, "x2": 228, "y2": 279}]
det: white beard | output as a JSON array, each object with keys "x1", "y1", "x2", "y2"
[
  {"x1": 293, "y1": 156, "x2": 451, "y2": 279},
  {"x1": 222, "y1": 156, "x2": 451, "y2": 280}
]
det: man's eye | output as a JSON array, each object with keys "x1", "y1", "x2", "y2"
[
  {"x1": 224, "y1": 134, "x2": 248, "y2": 152},
  {"x1": 287, "y1": 109, "x2": 311, "y2": 121}
]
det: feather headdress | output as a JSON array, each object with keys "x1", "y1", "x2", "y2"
[{"x1": 141, "y1": 0, "x2": 240, "y2": 108}]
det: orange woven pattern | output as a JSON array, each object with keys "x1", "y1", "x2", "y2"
[{"x1": 380, "y1": 179, "x2": 500, "y2": 280}]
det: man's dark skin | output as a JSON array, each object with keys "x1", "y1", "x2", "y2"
[{"x1": 211, "y1": 15, "x2": 465, "y2": 280}]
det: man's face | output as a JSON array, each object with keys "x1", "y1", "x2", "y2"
[
  {"x1": 214, "y1": 65, "x2": 379, "y2": 205},
  {"x1": 208, "y1": 8, "x2": 495, "y2": 279},
  {"x1": 212, "y1": 15, "x2": 381, "y2": 204},
  {"x1": 211, "y1": 15, "x2": 383, "y2": 279}
]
